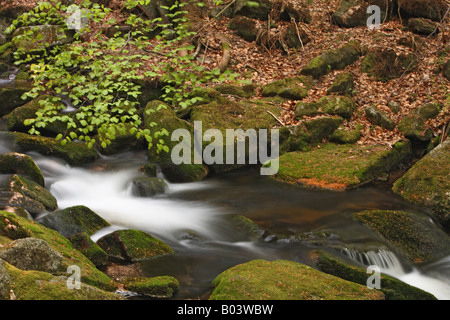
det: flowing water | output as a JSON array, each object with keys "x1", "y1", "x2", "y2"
[{"x1": 1, "y1": 77, "x2": 450, "y2": 300}]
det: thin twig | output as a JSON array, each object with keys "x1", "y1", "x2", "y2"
[{"x1": 267, "y1": 110, "x2": 284, "y2": 126}]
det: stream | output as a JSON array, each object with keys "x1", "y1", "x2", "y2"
[{"x1": 1, "y1": 73, "x2": 450, "y2": 300}]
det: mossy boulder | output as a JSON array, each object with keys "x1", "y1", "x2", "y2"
[
  {"x1": 37, "y1": 205, "x2": 110, "y2": 239},
  {"x1": 330, "y1": 123, "x2": 363, "y2": 144},
  {"x1": 5, "y1": 174, "x2": 57, "y2": 212},
  {"x1": 0, "y1": 152, "x2": 44, "y2": 186},
  {"x1": 228, "y1": 16, "x2": 258, "y2": 42},
  {"x1": 284, "y1": 22, "x2": 310, "y2": 48},
  {"x1": 4, "y1": 132, "x2": 100, "y2": 166},
  {"x1": 261, "y1": 76, "x2": 312, "y2": 100},
  {"x1": 316, "y1": 95, "x2": 356, "y2": 119},
  {"x1": 0, "y1": 237, "x2": 63, "y2": 273},
  {"x1": 392, "y1": 140, "x2": 450, "y2": 232},
  {"x1": 96, "y1": 229, "x2": 174, "y2": 262},
  {"x1": 279, "y1": 123, "x2": 312, "y2": 153},
  {"x1": 233, "y1": 0, "x2": 273, "y2": 20},
  {"x1": 332, "y1": 0, "x2": 391, "y2": 28},
  {"x1": 312, "y1": 250, "x2": 437, "y2": 300},
  {"x1": 364, "y1": 105, "x2": 395, "y2": 130},
  {"x1": 398, "y1": 112, "x2": 433, "y2": 142},
  {"x1": 407, "y1": 18, "x2": 438, "y2": 35},
  {"x1": 122, "y1": 276, "x2": 179, "y2": 298},
  {"x1": 327, "y1": 72, "x2": 354, "y2": 95},
  {"x1": 209, "y1": 259, "x2": 385, "y2": 300},
  {"x1": 300, "y1": 41, "x2": 361, "y2": 79},
  {"x1": 0, "y1": 86, "x2": 30, "y2": 116},
  {"x1": 304, "y1": 116, "x2": 344, "y2": 143},
  {"x1": 68, "y1": 232, "x2": 108, "y2": 268},
  {"x1": 416, "y1": 103, "x2": 440, "y2": 120},
  {"x1": 398, "y1": 0, "x2": 448, "y2": 21},
  {"x1": 130, "y1": 176, "x2": 167, "y2": 197},
  {"x1": 2, "y1": 262, "x2": 121, "y2": 300},
  {"x1": 353, "y1": 210, "x2": 450, "y2": 264},
  {"x1": 0, "y1": 210, "x2": 115, "y2": 290},
  {"x1": 274, "y1": 141, "x2": 411, "y2": 190},
  {"x1": 144, "y1": 100, "x2": 208, "y2": 183},
  {"x1": 361, "y1": 48, "x2": 416, "y2": 81},
  {"x1": 214, "y1": 83, "x2": 257, "y2": 99},
  {"x1": 5, "y1": 95, "x2": 66, "y2": 137},
  {"x1": 95, "y1": 123, "x2": 146, "y2": 155},
  {"x1": 225, "y1": 214, "x2": 265, "y2": 241},
  {"x1": 0, "y1": 259, "x2": 10, "y2": 300},
  {"x1": 12, "y1": 25, "x2": 74, "y2": 53}
]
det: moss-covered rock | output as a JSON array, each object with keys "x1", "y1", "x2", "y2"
[
  {"x1": 97, "y1": 229, "x2": 174, "y2": 262},
  {"x1": 228, "y1": 16, "x2": 258, "y2": 42},
  {"x1": 261, "y1": 76, "x2": 312, "y2": 100},
  {"x1": 304, "y1": 116, "x2": 344, "y2": 143},
  {"x1": 214, "y1": 83, "x2": 257, "y2": 99},
  {"x1": 300, "y1": 41, "x2": 361, "y2": 79},
  {"x1": 352, "y1": 210, "x2": 450, "y2": 264},
  {"x1": 122, "y1": 276, "x2": 179, "y2": 298},
  {"x1": 209, "y1": 259, "x2": 385, "y2": 300},
  {"x1": 274, "y1": 141, "x2": 411, "y2": 190},
  {"x1": 0, "y1": 152, "x2": 45, "y2": 186},
  {"x1": 312, "y1": 250, "x2": 437, "y2": 300},
  {"x1": 330, "y1": 123, "x2": 363, "y2": 144},
  {"x1": 4, "y1": 131, "x2": 100, "y2": 166},
  {"x1": 392, "y1": 140, "x2": 450, "y2": 232},
  {"x1": 279, "y1": 123, "x2": 312, "y2": 153},
  {"x1": 12, "y1": 25, "x2": 74, "y2": 53},
  {"x1": 416, "y1": 103, "x2": 440, "y2": 120},
  {"x1": 68, "y1": 232, "x2": 108, "y2": 268},
  {"x1": 130, "y1": 176, "x2": 167, "y2": 197},
  {"x1": 2, "y1": 262, "x2": 121, "y2": 300},
  {"x1": 332, "y1": 0, "x2": 391, "y2": 28},
  {"x1": 7, "y1": 174, "x2": 57, "y2": 211},
  {"x1": 316, "y1": 96, "x2": 356, "y2": 119},
  {"x1": 233, "y1": 0, "x2": 273, "y2": 20},
  {"x1": 327, "y1": 72, "x2": 354, "y2": 95},
  {"x1": 0, "y1": 86, "x2": 30, "y2": 116},
  {"x1": 37, "y1": 205, "x2": 110, "y2": 239},
  {"x1": 407, "y1": 18, "x2": 438, "y2": 35},
  {"x1": 283, "y1": 22, "x2": 310, "y2": 48},
  {"x1": 361, "y1": 48, "x2": 416, "y2": 82},
  {"x1": 225, "y1": 214, "x2": 265, "y2": 241},
  {"x1": 398, "y1": 112, "x2": 433, "y2": 142},
  {"x1": 0, "y1": 210, "x2": 115, "y2": 291},
  {"x1": 365, "y1": 105, "x2": 395, "y2": 130},
  {"x1": 144, "y1": 100, "x2": 208, "y2": 183},
  {"x1": 0, "y1": 259, "x2": 10, "y2": 300}
]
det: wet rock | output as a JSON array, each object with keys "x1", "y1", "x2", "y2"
[
  {"x1": 353, "y1": 210, "x2": 450, "y2": 263},
  {"x1": 0, "y1": 237, "x2": 63, "y2": 273},
  {"x1": 37, "y1": 205, "x2": 110, "y2": 239},
  {"x1": 312, "y1": 250, "x2": 437, "y2": 300},
  {"x1": 392, "y1": 140, "x2": 450, "y2": 232},
  {"x1": 364, "y1": 105, "x2": 395, "y2": 130},
  {"x1": 96, "y1": 229, "x2": 174, "y2": 262},
  {"x1": 300, "y1": 41, "x2": 361, "y2": 79},
  {"x1": 0, "y1": 152, "x2": 45, "y2": 186},
  {"x1": 130, "y1": 176, "x2": 167, "y2": 197}
]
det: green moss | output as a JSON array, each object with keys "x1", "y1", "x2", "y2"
[
  {"x1": 214, "y1": 83, "x2": 257, "y2": 99},
  {"x1": 210, "y1": 259, "x2": 385, "y2": 300},
  {"x1": 0, "y1": 86, "x2": 30, "y2": 117},
  {"x1": 392, "y1": 140, "x2": 450, "y2": 232},
  {"x1": 327, "y1": 72, "x2": 354, "y2": 95},
  {"x1": 304, "y1": 116, "x2": 344, "y2": 143},
  {"x1": 123, "y1": 276, "x2": 179, "y2": 297},
  {"x1": 313, "y1": 250, "x2": 437, "y2": 300},
  {"x1": 97, "y1": 229, "x2": 174, "y2": 262},
  {"x1": 330, "y1": 123, "x2": 362, "y2": 144},
  {"x1": 353, "y1": 210, "x2": 450, "y2": 264},
  {"x1": 4, "y1": 262, "x2": 121, "y2": 300},
  {"x1": 398, "y1": 113, "x2": 433, "y2": 142},
  {"x1": 9, "y1": 174, "x2": 57, "y2": 211},
  {"x1": 68, "y1": 232, "x2": 108, "y2": 268},
  {"x1": 275, "y1": 142, "x2": 410, "y2": 190},
  {"x1": 0, "y1": 152, "x2": 45, "y2": 186},
  {"x1": 5, "y1": 131, "x2": 100, "y2": 166},
  {"x1": 279, "y1": 123, "x2": 312, "y2": 153},
  {"x1": 261, "y1": 76, "x2": 312, "y2": 100},
  {"x1": 0, "y1": 210, "x2": 115, "y2": 291}
]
